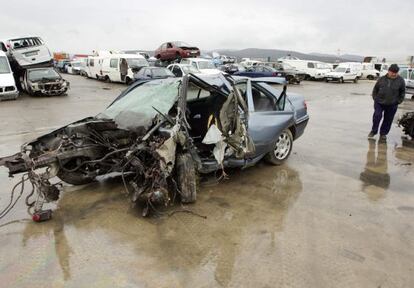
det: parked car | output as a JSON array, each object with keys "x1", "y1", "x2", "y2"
[
  {"x1": 20, "y1": 67, "x2": 69, "y2": 96},
  {"x1": 180, "y1": 58, "x2": 222, "y2": 74},
  {"x1": 325, "y1": 63, "x2": 361, "y2": 83},
  {"x1": 66, "y1": 60, "x2": 82, "y2": 75},
  {"x1": 55, "y1": 59, "x2": 71, "y2": 73},
  {"x1": 166, "y1": 64, "x2": 200, "y2": 77},
  {"x1": 133, "y1": 66, "x2": 175, "y2": 81},
  {"x1": 155, "y1": 41, "x2": 200, "y2": 62},
  {"x1": 220, "y1": 64, "x2": 241, "y2": 74},
  {"x1": 0, "y1": 51, "x2": 19, "y2": 100},
  {"x1": 0, "y1": 36, "x2": 53, "y2": 70},
  {"x1": 0, "y1": 74, "x2": 308, "y2": 220},
  {"x1": 399, "y1": 67, "x2": 414, "y2": 98},
  {"x1": 233, "y1": 65, "x2": 286, "y2": 78},
  {"x1": 100, "y1": 54, "x2": 149, "y2": 84}
]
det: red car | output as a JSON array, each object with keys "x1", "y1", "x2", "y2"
[{"x1": 154, "y1": 41, "x2": 200, "y2": 61}]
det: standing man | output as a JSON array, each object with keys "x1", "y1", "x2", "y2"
[
  {"x1": 120, "y1": 58, "x2": 128, "y2": 83},
  {"x1": 368, "y1": 64, "x2": 405, "y2": 141}
]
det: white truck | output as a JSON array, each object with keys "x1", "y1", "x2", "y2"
[
  {"x1": 279, "y1": 58, "x2": 331, "y2": 80},
  {"x1": 325, "y1": 62, "x2": 362, "y2": 83},
  {"x1": 360, "y1": 63, "x2": 380, "y2": 80},
  {"x1": 100, "y1": 53, "x2": 149, "y2": 84}
]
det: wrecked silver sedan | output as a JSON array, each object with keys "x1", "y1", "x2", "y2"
[
  {"x1": 21, "y1": 67, "x2": 69, "y2": 96},
  {"x1": 0, "y1": 74, "x2": 308, "y2": 220}
]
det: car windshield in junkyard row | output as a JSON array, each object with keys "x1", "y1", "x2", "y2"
[
  {"x1": 98, "y1": 78, "x2": 180, "y2": 130},
  {"x1": 0, "y1": 57, "x2": 11, "y2": 73},
  {"x1": 28, "y1": 68, "x2": 60, "y2": 81}
]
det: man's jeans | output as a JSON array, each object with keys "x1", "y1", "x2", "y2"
[{"x1": 371, "y1": 101, "x2": 398, "y2": 135}]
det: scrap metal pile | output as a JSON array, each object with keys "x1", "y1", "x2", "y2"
[{"x1": 398, "y1": 112, "x2": 414, "y2": 138}]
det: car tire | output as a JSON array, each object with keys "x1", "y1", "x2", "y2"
[
  {"x1": 265, "y1": 129, "x2": 293, "y2": 165},
  {"x1": 340, "y1": 77, "x2": 344, "y2": 83},
  {"x1": 353, "y1": 77, "x2": 358, "y2": 83},
  {"x1": 367, "y1": 75, "x2": 374, "y2": 80},
  {"x1": 104, "y1": 75, "x2": 111, "y2": 83},
  {"x1": 125, "y1": 77, "x2": 132, "y2": 85},
  {"x1": 175, "y1": 153, "x2": 197, "y2": 203},
  {"x1": 57, "y1": 157, "x2": 96, "y2": 185}
]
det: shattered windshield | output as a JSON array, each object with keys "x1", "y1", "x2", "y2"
[
  {"x1": 28, "y1": 69, "x2": 60, "y2": 81},
  {"x1": 98, "y1": 79, "x2": 180, "y2": 130},
  {"x1": 126, "y1": 58, "x2": 149, "y2": 68},
  {"x1": 0, "y1": 57, "x2": 11, "y2": 73},
  {"x1": 198, "y1": 61, "x2": 215, "y2": 69}
]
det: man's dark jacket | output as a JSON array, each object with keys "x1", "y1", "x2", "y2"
[{"x1": 372, "y1": 75, "x2": 406, "y2": 105}]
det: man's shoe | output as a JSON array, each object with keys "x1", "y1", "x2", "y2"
[
  {"x1": 368, "y1": 132, "x2": 376, "y2": 139},
  {"x1": 379, "y1": 135, "x2": 387, "y2": 142}
]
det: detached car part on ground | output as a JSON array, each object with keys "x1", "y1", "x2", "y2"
[
  {"x1": 20, "y1": 68, "x2": 69, "y2": 96},
  {"x1": 398, "y1": 112, "x2": 414, "y2": 138},
  {"x1": 0, "y1": 74, "x2": 308, "y2": 221}
]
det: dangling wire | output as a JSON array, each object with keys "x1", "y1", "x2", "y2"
[{"x1": 0, "y1": 174, "x2": 29, "y2": 220}]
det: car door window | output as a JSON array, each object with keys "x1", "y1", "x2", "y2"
[
  {"x1": 400, "y1": 69, "x2": 408, "y2": 79},
  {"x1": 307, "y1": 62, "x2": 315, "y2": 68},
  {"x1": 409, "y1": 70, "x2": 414, "y2": 80},
  {"x1": 251, "y1": 85, "x2": 276, "y2": 111},
  {"x1": 110, "y1": 58, "x2": 118, "y2": 68},
  {"x1": 173, "y1": 66, "x2": 182, "y2": 76}
]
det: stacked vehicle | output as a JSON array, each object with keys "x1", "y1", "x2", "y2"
[{"x1": 1, "y1": 36, "x2": 69, "y2": 97}]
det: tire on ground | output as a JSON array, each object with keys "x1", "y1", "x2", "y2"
[
  {"x1": 265, "y1": 128, "x2": 294, "y2": 166},
  {"x1": 175, "y1": 153, "x2": 197, "y2": 203}
]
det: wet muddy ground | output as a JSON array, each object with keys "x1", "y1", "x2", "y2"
[{"x1": 0, "y1": 75, "x2": 413, "y2": 288}]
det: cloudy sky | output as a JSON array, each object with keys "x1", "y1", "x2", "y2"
[{"x1": 1, "y1": 0, "x2": 413, "y2": 60}]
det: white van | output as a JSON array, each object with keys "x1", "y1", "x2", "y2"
[
  {"x1": 360, "y1": 63, "x2": 380, "y2": 80},
  {"x1": 0, "y1": 51, "x2": 19, "y2": 100},
  {"x1": 180, "y1": 58, "x2": 222, "y2": 74},
  {"x1": 325, "y1": 62, "x2": 362, "y2": 83},
  {"x1": 0, "y1": 36, "x2": 53, "y2": 70},
  {"x1": 279, "y1": 59, "x2": 331, "y2": 79},
  {"x1": 85, "y1": 56, "x2": 104, "y2": 79},
  {"x1": 100, "y1": 54, "x2": 149, "y2": 84}
]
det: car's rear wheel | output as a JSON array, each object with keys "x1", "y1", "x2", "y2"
[
  {"x1": 353, "y1": 77, "x2": 359, "y2": 83},
  {"x1": 265, "y1": 129, "x2": 293, "y2": 165},
  {"x1": 367, "y1": 75, "x2": 375, "y2": 80},
  {"x1": 340, "y1": 77, "x2": 344, "y2": 83},
  {"x1": 57, "y1": 157, "x2": 96, "y2": 185},
  {"x1": 175, "y1": 153, "x2": 197, "y2": 203}
]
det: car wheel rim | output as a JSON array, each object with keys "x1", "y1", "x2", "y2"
[{"x1": 274, "y1": 132, "x2": 291, "y2": 160}]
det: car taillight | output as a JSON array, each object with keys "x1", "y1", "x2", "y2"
[{"x1": 304, "y1": 100, "x2": 308, "y2": 110}]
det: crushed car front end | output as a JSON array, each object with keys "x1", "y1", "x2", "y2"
[{"x1": 0, "y1": 74, "x2": 254, "y2": 220}]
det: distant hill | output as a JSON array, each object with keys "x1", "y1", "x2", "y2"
[
  {"x1": 209, "y1": 48, "x2": 363, "y2": 63},
  {"x1": 121, "y1": 48, "x2": 364, "y2": 63}
]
